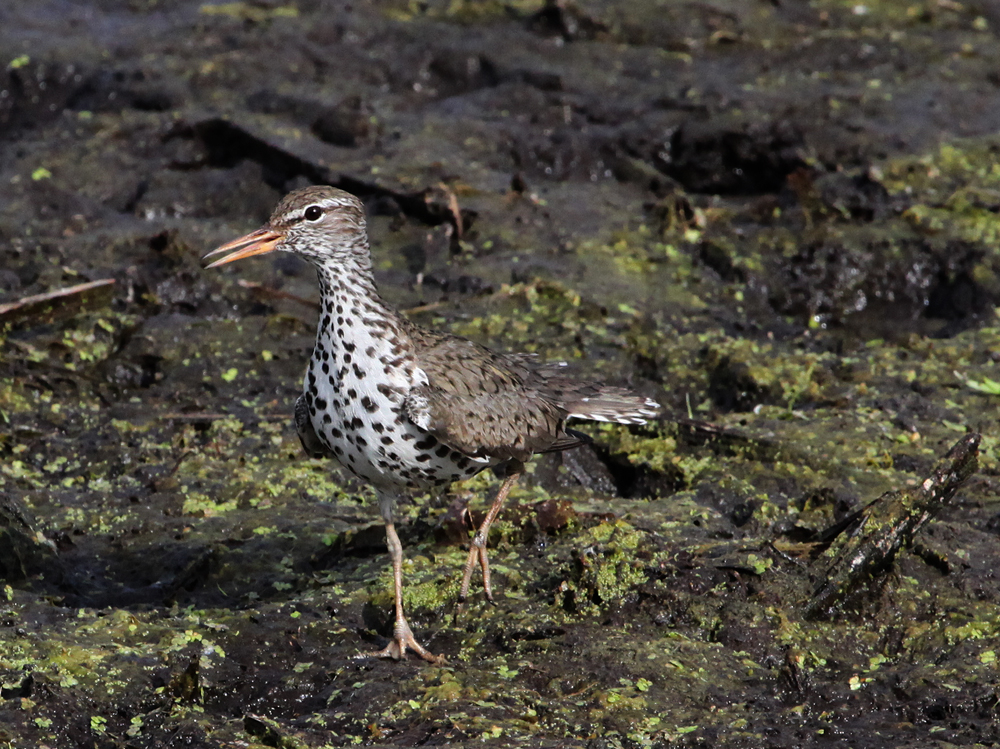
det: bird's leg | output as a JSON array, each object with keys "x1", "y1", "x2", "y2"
[
  {"x1": 364, "y1": 520, "x2": 443, "y2": 664},
  {"x1": 459, "y1": 471, "x2": 521, "y2": 602}
]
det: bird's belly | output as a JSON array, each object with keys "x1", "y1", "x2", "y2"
[{"x1": 304, "y1": 365, "x2": 487, "y2": 490}]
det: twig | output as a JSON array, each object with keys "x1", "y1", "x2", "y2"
[
  {"x1": 160, "y1": 412, "x2": 288, "y2": 421},
  {"x1": 0, "y1": 279, "x2": 116, "y2": 325},
  {"x1": 402, "y1": 301, "x2": 446, "y2": 316},
  {"x1": 237, "y1": 279, "x2": 320, "y2": 310}
]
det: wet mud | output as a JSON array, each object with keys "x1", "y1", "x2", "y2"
[{"x1": 1, "y1": 1, "x2": 999, "y2": 747}]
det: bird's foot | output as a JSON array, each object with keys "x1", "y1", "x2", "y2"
[
  {"x1": 361, "y1": 617, "x2": 444, "y2": 665},
  {"x1": 458, "y1": 535, "x2": 495, "y2": 602}
]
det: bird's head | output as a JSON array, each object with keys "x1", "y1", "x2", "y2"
[{"x1": 204, "y1": 186, "x2": 368, "y2": 268}]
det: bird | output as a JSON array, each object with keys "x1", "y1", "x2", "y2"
[{"x1": 204, "y1": 186, "x2": 659, "y2": 663}]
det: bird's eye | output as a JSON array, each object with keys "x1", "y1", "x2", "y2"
[{"x1": 304, "y1": 206, "x2": 323, "y2": 221}]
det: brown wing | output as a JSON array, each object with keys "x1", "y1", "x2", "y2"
[{"x1": 405, "y1": 333, "x2": 577, "y2": 463}]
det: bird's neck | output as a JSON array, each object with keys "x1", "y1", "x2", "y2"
[
  {"x1": 315, "y1": 254, "x2": 379, "y2": 300},
  {"x1": 312, "y1": 258, "x2": 409, "y2": 355}
]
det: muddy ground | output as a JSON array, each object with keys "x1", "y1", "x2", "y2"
[{"x1": 2, "y1": 1, "x2": 1000, "y2": 747}]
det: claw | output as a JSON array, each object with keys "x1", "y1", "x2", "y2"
[{"x1": 361, "y1": 617, "x2": 444, "y2": 664}]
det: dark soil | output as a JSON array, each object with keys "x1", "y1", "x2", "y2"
[{"x1": 2, "y1": 1, "x2": 999, "y2": 747}]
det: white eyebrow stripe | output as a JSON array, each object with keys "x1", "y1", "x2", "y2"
[
  {"x1": 280, "y1": 195, "x2": 362, "y2": 229},
  {"x1": 290, "y1": 200, "x2": 336, "y2": 222}
]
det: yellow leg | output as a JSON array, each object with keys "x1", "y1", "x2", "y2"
[
  {"x1": 363, "y1": 521, "x2": 443, "y2": 664},
  {"x1": 458, "y1": 472, "x2": 521, "y2": 602}
]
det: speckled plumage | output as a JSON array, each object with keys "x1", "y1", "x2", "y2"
[{"x1": 206, "y1": 186, "x2": 659, "y2": 663}]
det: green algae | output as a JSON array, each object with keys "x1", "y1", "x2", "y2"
[
  {"x1": 564, "y1": 519, "x2": 647, "y2": 612},
  {"x1": 883, "y1": 139, "x2": 1000, "y2": 243}
]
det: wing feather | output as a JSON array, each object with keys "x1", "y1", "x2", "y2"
[
  {"x1": 401, "y1": 326, "x2": 659, "y2": 462},
  {"x1": 404, "y1": 335, "x2": 569, "y2": 463}
]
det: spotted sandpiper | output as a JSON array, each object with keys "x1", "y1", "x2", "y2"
[{"x1": 205, "y1": 186, "x2": 659, "y2": 663}]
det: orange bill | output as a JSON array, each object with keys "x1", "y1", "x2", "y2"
[{"x1": 203, "y1": 227, "x2": 284, "y2": 268}]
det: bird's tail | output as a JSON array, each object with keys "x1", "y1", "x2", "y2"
[{"x1": 567, "y1": 388, "x2": 660, "y2": 425}]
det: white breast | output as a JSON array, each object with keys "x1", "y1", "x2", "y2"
[{"x1": 304, "y1": 326, "x2": 486, "y2": 492}]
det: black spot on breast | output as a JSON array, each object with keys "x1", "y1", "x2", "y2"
[
  {"x1": 372, "y1": 422, "x2": 384, "y2": 433},
  {"x1": 380, "y1": 436, "x2": 393, "y2": 445},
  {"x1": 333, "y1": 445, "x2": 344, "y2": 456},
  {"x1": 350, "y1": 417, "x2": 364, "y2": 429},
  {"x1": 365, "y1": 346, "x2": 376, "y2": 357},
  {"x1": 435, "y1": 445, "x2": 450, "y2": 458},
  {"x1": 330, "y1": 428, "x2": 342, "y2": 439},
  {"x1": 315, "y1": 397, "x2": 327, "y2": 409},
  {"x1": 416, "y1": 453, "x2": 431, "y2": 462},
  {"x1": 344, "y1": 353, "x2": 352, "y2": 364},
  {"x1": 361, "y1": 396, "x2": 377, "y2": 412},
  {"x1": 347, "y1": 388, "x2": 357, "y2": 399},
  {"x1": 322, "y1": 314, "x2": 331, "y2": 328},
  {"x1": 415, "y1": 435, "x2": 437, "y2": 450},
  {"x1": 323, "y1": 413, "x2": 332, "y2": 424},
  {"x1": 322, "y1": 362, "x2": 330, "y2": 374},
  {"x1": 344, "y1": 341, "x2": 355, "y2": 353},
  {"x1": 456, "y1": 456, "x2": 470, "y2": 469},
  {"x1": 401, "y1": 433, "x2": 415, "y2": 441},
  {"x1": 337, "y1": 316, "x2": 344, "y2": 326},
  {"x1": 353, "y1": 363, "x2": 366, "y2": 379},
  {"x1": 356, "y1": 436, "x2": 367, "y2": 447}
]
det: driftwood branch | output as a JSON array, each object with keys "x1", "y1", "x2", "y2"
[{"x1": 806, "y1": 433, "x2": 980, "y2": 618}]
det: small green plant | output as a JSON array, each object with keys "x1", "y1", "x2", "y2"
[{"x1": 965, "y1": 375, "x2": 1000, "y2": 395}]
